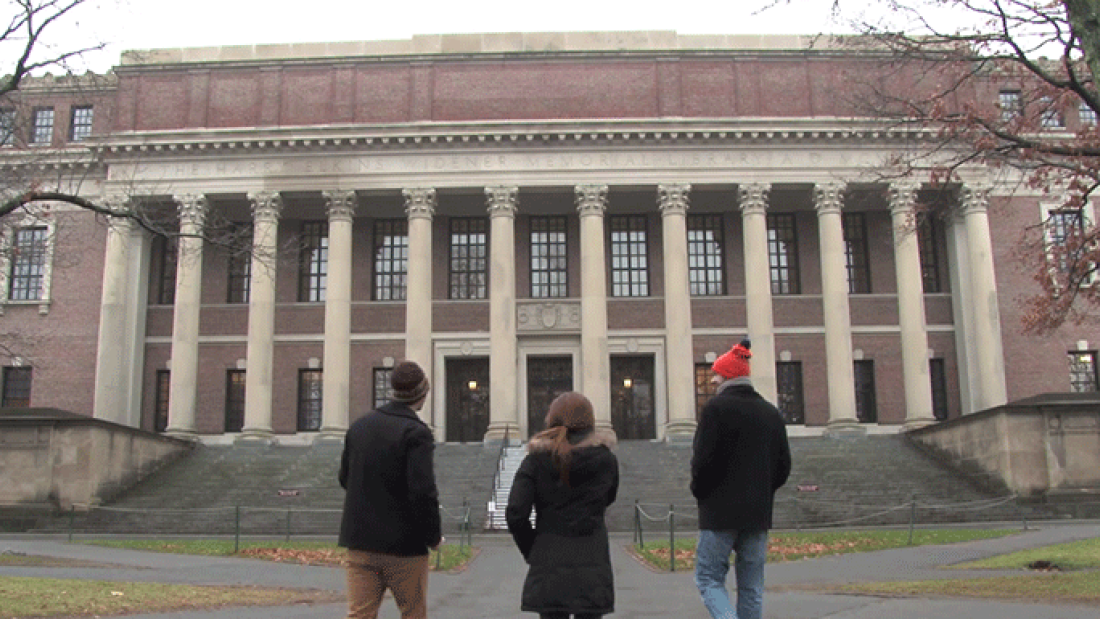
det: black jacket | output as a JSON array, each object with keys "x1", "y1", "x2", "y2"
[
  {"x1": 691, "y1": 378, "x2": 792, "y2": 531},
  {"x1": 506, "y1": 430, "x2": 618, "y2": 615},
  {"x1": 338, "y1": 402, "x2": 441, "y2": 556}
]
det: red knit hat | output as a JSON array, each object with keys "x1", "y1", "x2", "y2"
[{"x1": 712, "y1": 339, "x2": 752, "y2": 379}]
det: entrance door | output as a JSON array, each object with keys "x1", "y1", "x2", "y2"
[
  {"x1": 446, "y1": 358, "x2": 490, "y2": 443},
  {"x1": 527, "y1": 356, "x2": 573, "y2": 437},
  {"x1": 610, "y1": 355, "x2": 656, "y2": 440}
]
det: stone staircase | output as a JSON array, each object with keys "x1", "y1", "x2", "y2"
[
  {"x1": 485, "y1": 445, "x2": 528, "y2": 530},
  {"x1": 36, "y1": 434, "x2": 1064, "y2": 536}
]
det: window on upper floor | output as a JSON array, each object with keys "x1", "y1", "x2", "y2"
[
  {"x1": 1042, "y1": 203, "x2": 1096, "y2": 287},
  {"x1": 1, "y1": 366, "x2": 32, "y2": 407},
  {"x1": 226, "y1": 223, "x2": 251, "y2": 304},
  {"x1": 1080, "y1": 102, "x2": 1097, "y2": 127},
  {"x1": 854, "y1": 359, "x2": 877, "y2": 423},
  {"x1": 609, "y1": 215, "x2": 649, "y2": 297},
  {"x1": 0, "y1": 109, "x2": 14, "y2": 146},
  {"x1": 69, "y1": 106, "x2": 93, "y2": 141},
  {"x1": 298, "y1": 369, "x2": 323, "y2": 431},
  {"x1": 530, "y1": 216, "x2": 567, "y2": 298},
  {"x1": 694, "y1": 362, "x2": 718, "y2": 420},
  {"x1": 1039, "y1": 97, "x2": 1064, "y2": 129},
  {"x1": 767, "y1": 213, "x2": 800, "y2": 295},
  {"x1": 224, "y1": 369, "x2": 246, "y2": 433},
  {"x1": 7, "y1": 226, "x2": 48, "y2": 301},
  {"x1": 930, "y1": 358, "x2": 949, "y2": 420},
  {"x1": 298, "y1": 221, "x2": 328, "y2": 302},
  {"x1": 154, "y1": 369, "x2": 170, "y2": 432},
  {"x1": 843, "y1": 212, "x2": 872, "y2": 294},
  {"x1": 449, "y1": 217, "x2": 488, "y2": 300},
  {"x1": 373, "y1": 219, "x2": 407, "y2": 301},
  {"x1": 687, "y1": 214, "x2": 725, "y2": 296},
  {"x1": 777, "y1": 360, "x2": 805, "y2": 424},
  {"x1": 917, "y1": 215, "x2": 946, "y2": 293},
  {"x1": 30, "y1": 108, "x2": 53, "y2": 145},
  {"x1": 152, "y1": 235, "x2": 177, "y2": 305},
  {"x1": 999, "y1": 90, "x2": 1022, "y2": 122},
  {"x1": 1068, "y1": 350, "x2": 1099, "y2": 392},
  {"x1": 373, "y1": 367, "x2": 393, "y2": 408}
]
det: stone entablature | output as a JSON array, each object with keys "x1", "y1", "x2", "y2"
[{"x1": 517, "y1": 302, "x2": 582, "y2": 332}]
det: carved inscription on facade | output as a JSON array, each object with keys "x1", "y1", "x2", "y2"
[{"x1": 517, "y1": 301, "x2": 581, "y2": 332}]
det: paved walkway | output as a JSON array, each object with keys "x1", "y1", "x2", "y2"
[{"x1": 2, "y1": 522, "x2": 1099, "y2": 618}]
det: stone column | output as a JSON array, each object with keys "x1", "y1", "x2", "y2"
[
  {"x1": 241, "y1": 192, "x2": 282, "y2": 441},
  {"x1": 961, "y1": 184, "x2": 1008, "y2": 410},
  {"x1": 739, "y1": 183, "x2": 778, "y2": 404},
  {"x1": 320, "y1": 190, "x2": 356, "y2": 437},
  {"x1": 658, "y1": 184, "x2": 697, "y2": 440},
  {"x1": 165, "y1": 194, "x2": 207, "y2": 438},
  {"x1": 815, "y1": 183, "x2": 860, "y2": 431},
  {"x1": 485, "y1": 186, "x2": 520, "y2": 442},
  {"x1": 576, "y1": 185, "x2": 613, "y2": 433},
  {"x1": 889, "y1": 183, "x2": 937, "y2": 428},
  {"x1": 92, "y1": 201, "x2": 134, "y2": 425},
  {"x1": 403, "y1": 188, "x2": 436, "y2": 426}
]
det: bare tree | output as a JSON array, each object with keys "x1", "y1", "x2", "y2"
[{"x1": 768, "y1": 0, "x2": 1100, "y2": 331}]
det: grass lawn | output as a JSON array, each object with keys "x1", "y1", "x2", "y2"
[
  {"x1": 633, "y1": 529, "x2": 1019, "y2": 571},
  {"x1": 830, "y1": 571, "x2": 1100, "y2": 604},
  {"x1": 0, "y1": 576, "x2": 341, "y2": 618},
  {"x1": 950, "y1": 536, "x2": 1100, "y2": 570},
  {"x1": 81, "y1": 539, "x2": 476, "y2": 571}
]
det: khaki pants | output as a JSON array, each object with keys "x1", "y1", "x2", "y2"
[{"x1": 345, "y1": 549, "x2": 430, "y2": 619}]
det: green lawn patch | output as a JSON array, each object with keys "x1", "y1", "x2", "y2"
[
  {"x1": 950, "y1": 537, "x2": 1100, "y2": 571},
  {"x1": 633, "y1": 529, "x2": 1018, "y2": 571},
  {"x1": 0, "y1": 576, "x2": 340, "y2": 618},
  {"x1": 830, "y1": 571, "x2": 1100, "y2": 604},
  {"x1": 81, "y1": 539, "x2": 475, "y2": 571}
]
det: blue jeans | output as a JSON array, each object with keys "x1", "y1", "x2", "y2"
[{"x1": 693, "y1": 529, "x2": 768, "y2": 619}]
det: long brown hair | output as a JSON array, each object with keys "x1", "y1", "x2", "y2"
[{"x1": 532, "y1": 392, "x2": 595, "y2": 485}]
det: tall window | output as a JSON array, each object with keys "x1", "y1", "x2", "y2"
[
  {"x1": 1080, "y1": 102, "x2": 1097, "y2": 127},
  {"x1": 224, "y1": 369, "x2": 246, "y2": 432},
  {"x1": 154, "y1": 235, "x2": 177, "y2": 305},
  {"x1": 854, "y1": 360, "x2": 877, "y2": 423},
  {"x1": 1, "y1": 366, "x2": 32, "y2": 407},
  {"x1": 373, "y1": 367, "x2": 393, "y2": 408},
  {"x1": 69, "y1": 106, "x2": 94, "y2": 141},
  {"x1": 1039, "y1": 97, "x2": 1064, "y2": 129},
  {"x1": 31, "y1": 108, "x2": 53, "y2": 144},
  {"x1": 449, "y1": 218, "x2": 488, "y2": 299},
  {"x1": 298, "y1": 221, "x2": 328, "y2": 302},
  {"x1": 694, "y1": 363, "x2": 718, "y2": 420},
  {"x1": 530, "y1": 216, "x2": 567, "y2": 298},
  {"x1": 1047, "y1": 208, "x2": 1086, "y2": 277},
  {"x1": 999, "y1": 89, "x2": 1022, "y2": 122},
  {"x1": 929, "y1": 358, "x2": 949, "y2": 420},
  {"x1": 8, "y1": 226, "x2": 48, "y2": 301},
  {"x1": 0, "y1": 108, "x2": 14, "y2": 146},
  {"x1": 226, "y1": 225, "x2": 252, "y2": 304},
  {"x1": 1068, "y1": 351, "x2": 1099, "y2": 392},
  {"x1": 917, "y1": 215, "x2": 946, "y2": 293},
  {"x1": 767, "y1": 213, "x2": 800, "y2": 294},
  {"x1": 154, "y1": 369, "x2": 170, "y2": 432},
  {"x1": 298, "y1": 369, "x2": 323, "y2": 431},
  {"x1": 687, "y1": 214, "x2": 725, "y2": 296},
  {"x1": 609, "y1": 215, "x2": 649, "y2": 297},
  {"x1": 373, "y1": 219, "x2": 407, "y2": 301},
  {"x1": 843, "y1": 212, "x2": 871, "y2": 294},
  {"x1": 776, "y1": 361, "x2": 805, "y2": 424}
]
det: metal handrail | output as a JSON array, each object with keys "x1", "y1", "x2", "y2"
[{"x1": 490, "y1": 425, "x2": 512, "y2": 501}]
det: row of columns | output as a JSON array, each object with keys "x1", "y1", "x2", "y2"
[{"x1": 93, "y1": 181, "x2": 1008, "y2": 439}]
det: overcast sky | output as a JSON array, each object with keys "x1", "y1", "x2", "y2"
[{"x1": 38, "y1": 0, "x2": 861, "y2": 73}]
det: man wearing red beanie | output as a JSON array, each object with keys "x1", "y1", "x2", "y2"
[{"x1": 691, "y1": 339, "x2": 791, "y2": 619}]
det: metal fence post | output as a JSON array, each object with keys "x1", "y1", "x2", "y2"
[
  {"x1": 669, "y1": 504, "x2": 676, "y2": 573},
  {"x1": 635, "y1": 501, "x2": 644, "y2": 547},
  {"x1": 234, "y1": 506, "x2": 241, "y2": 554},
  {"x1": 907, "y1": 494, "x2": 917, "y2": 545},
  {"x1": 286, "y1": 508, "x2": 292, "y2": 542},
  {"x1": 67, "y1": 505, "x2": 75, "y2": 543}
]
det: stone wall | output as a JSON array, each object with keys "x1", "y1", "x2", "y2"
[
  {"x1": 907, "y1": 394, "x2": 1100, "y2": 498},
  {"x1": 0, "y1": 410, "x2": 192, "y2": 510}
]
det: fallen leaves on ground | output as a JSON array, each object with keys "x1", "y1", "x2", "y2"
[{"x1": 237, "y1": 547, "x2": 347, "y2": 566}]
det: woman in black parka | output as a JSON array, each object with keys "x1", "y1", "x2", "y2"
[{"x1": 506, "y1": 391, "x2": 619, "y2": 619}]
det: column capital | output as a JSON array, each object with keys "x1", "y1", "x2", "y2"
[
  {"x1": 247, "y1": 191, "x2": 283, "y2": 222},
  {"x1": 738, "y1": 182, "x2": 771, "y2": 215},
  {"x1": 814, "y1": 182, "x2": 846, "y2": 216},
  {"x1": 888, "y1": 182, "x2": 920, "y2": 217},
  {"x1": 575, "y1": 184, "x2": 608, "y2": 216},
  {"x1": 485, "y1": 186, "x2": 519, "y2": 218},
  {"x1": 173, "y1": 194, "x2": 208, "y2": 226},
  {"x1": 961, "y1": 184, "x2": 991, "y2": 216},
  {"x1": 103, "y1": 194, "x2": 132, "y2": 216},
  {"x1": 403, "y1": 187, "x2": 437, "y2": 219},
  {"x1": 323, "y1": 190, "x2": 357, "y2": 223},
  {"x1": 658, "y1": 184, "x2": 691, "y2": 216}
]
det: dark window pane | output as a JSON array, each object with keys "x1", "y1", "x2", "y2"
[
  {"x1": 373, "y1": 219, "x2": 408, "y2": 300},
  {"x1": 767, "y1": 214, "x2": 800, "y2": 294},
  {"x1": 298, "y1": 221, "x2": 328, "y2": 302},
  {"x1": 8, "y1": 227, "x2": 47, "y2": 301},
  {"x1": 609, "y1": 216, "x2": 648, "y2": 297},
  {"x1": 298, "y1": 369, "x2": 323, "y2": 431},
  {"x1": 843, "y1": 212, "x2": 871, "y2": 294},
  {"x1": 687, "y1": 215, "x2": 724, "y2": 296},
  {"x1": 531, "y1": 216, "x2": 567, "y2": 298},
  {"x1": 225, "y1": 370, "x2": 246, "y2": 432},
  {"x1": 1, "y1": 366, "x2": 32, "y2": 407}
]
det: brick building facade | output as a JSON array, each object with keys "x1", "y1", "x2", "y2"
[{"x1": 3, "y1": 32, "x2": 1098, "y2": 443}]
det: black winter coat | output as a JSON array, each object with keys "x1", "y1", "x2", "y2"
[
  {"x1": 338, "y1": 402, "x2": 442, "y2": 556},
  {"x1": 691, "y1": 378, "x2": 792, "y2": 531},
  {"x1": 506, "y1": 430, "x2": 619, "y2": 615}
]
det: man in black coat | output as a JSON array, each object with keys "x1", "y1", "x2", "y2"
[
  {"x1": 339, "y1": 360, "x2": 441, "y2": 619},
  {"x1": 691, "y1": 339, "x2": 791, "y2": 619}
]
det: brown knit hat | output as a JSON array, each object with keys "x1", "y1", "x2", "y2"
[
  {"x1": 544, "y1": 392, "x2": 595, "y2": 431},
  {"x1": 390, "y1": 360, "x2": 429, "y2": 403}
]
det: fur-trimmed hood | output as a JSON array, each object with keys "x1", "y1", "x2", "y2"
[{"x1": 527, "y1": 428, "x2": 617, "y2": 453}]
